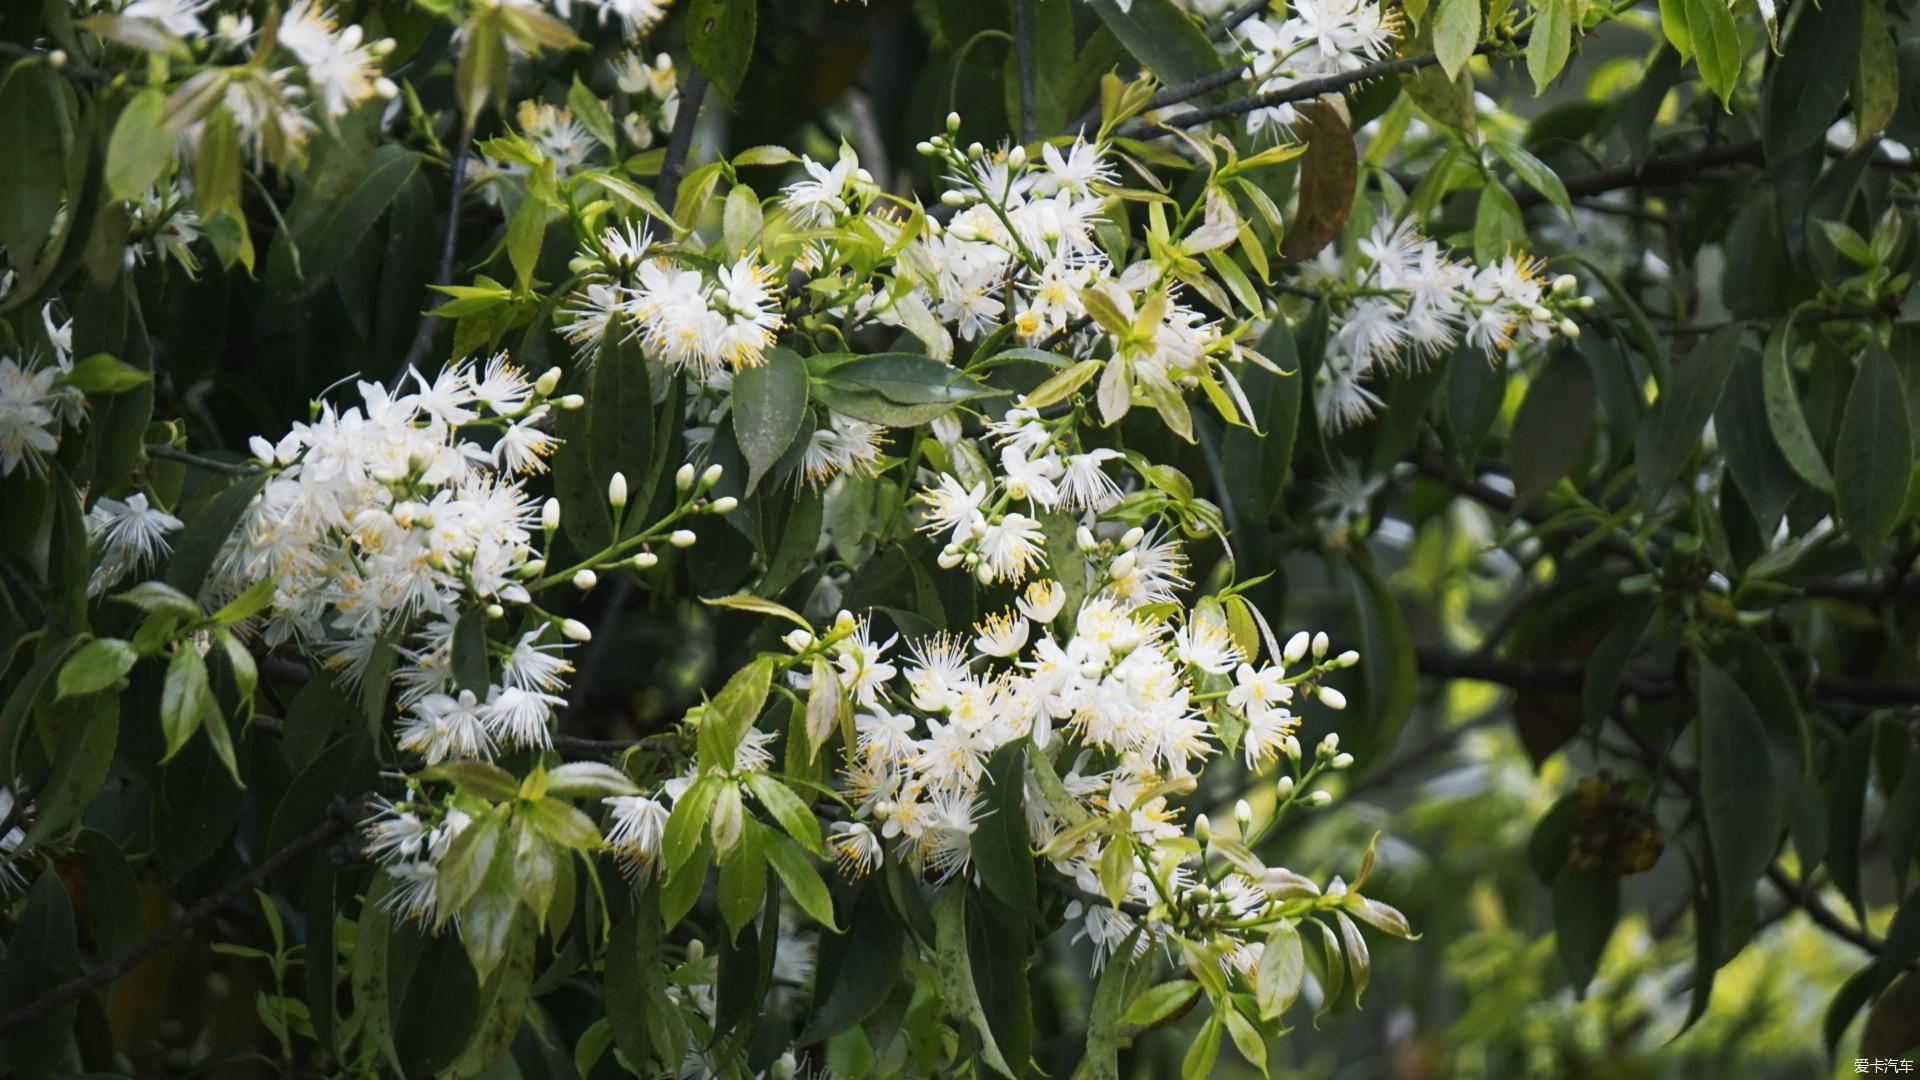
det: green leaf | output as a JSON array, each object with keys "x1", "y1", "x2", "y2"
[
  {"x1": 194, "y1": 105, "x2": 241, "y2": 216},
  {"x1": 1760, "y1": 325, "x2": 1832, "y2": 490},
  {"x1": 1434, "y1": 0, "x2": 1482, "y2": 80},
  {"x1": 1683, "y1": 0, "x2": 1742, "y2": 107},
  {"x1": 1471, "y1": 181, "x2": 1526, "y2": 265},
  {"x1": 698, "y1": 655, "x2": 776, "y2": 771},
  {"x1": 53, "y1": 351, "x2": 150, "y2": 395},
  {"x1": 266, "y1": 147, "x2": 423, "y2": 296},
  {"x1": 816, "y1": 352, "x2": 999, "y2": 407},
  {"x1": 163, "y1": 473, "x2": 268, "y2": 599},
  {"x1": 209, "y1": 575, "x2": 276, "y2": 625},
  {"x1": 0, "y1": 61, "x2": 72, "y2": 272},
  {"x1": 450, "y1": 608, "x2": 491, "y2": 695},
  {"x1": 0, "y1": 872, "x2": 79, "y2": 1080},
  {"x1": 160, "y1": 646, "x2": 212, "y2": 761},
  {"x1": 56, "y1": 637, "x2": 137, "y2": 699},
  {"x1": 799, "y1": 884, "x2": 902, "y2": 1044},
  {"x1": 21, "y1": 693, "x2": 118, "y2": 850},
  {"x1": 1698, "y1": 660, "x2": 1781, "y2": 935},
  {"x1": 607, "y1": 886, "x2": 680, "y2": 1075},
  {"x1": 448, "y1": 909, "x2": 537, "y2": 1076},
  {"x1": 436, "y1": 806, "x2": 509, "y2": 920},
  {"x1": 1525, "y1": 0, "x2": 1576, "y2": 94},
  {"x1": 1552, "y1": 864, "x2": 1619, "y2": 995},
  {"x1": 744, "y1": 771, "x2": 824, "y2": 856},
  {"x1": 1715, "y1": 347, "x2": 1801, "y2": 537},
  {"x1": 1490, "y1": 140, "x2": 1573, "y2": 220},
  {"x1": 1346, "y1": 553, "x2": 1416, "y2": 763},
  {"x1": 1509, "y1": 349, "x2": 1596, "y2": 504},
  {"x1": 1219, "y1": 317, "x2": 1303, "y2": 520},
  {"x1": 456, "y1": 16, "x2": 510, "y2": 122},
  {"x1": 350, "y1": 873, "x2": 407, "y2": 1075},
  {"x1": 932, "y1": 889, "x2": 1015, "y2": 1078},
  {"x1": 764, "y1": 833, "x2": 838, "y2": 930},
  {"x1": 1086, "y1": 0, "x2": 1223, "y2": 87},
  {"x1": 686, "y1": 0, "x2": 757, "y2": 98},
  {"x1": 567, "y1": 76, "x2": 618, "y2": 150},
  {"x1": 1256, "y1": 920, "x2": 1306, "y2": 1019},
  {"x1": 505, "y1": 196, "x2": 545, "y2": 291},
  {"x1": 1853, "y1": 0, "x2": 1898, "y2": 141},
  {"x1": 1635, "y1": 321, "x2": 1743, "y2": 503},
  {"x1": 733, "y1": 347, "x2": 811, "y2": 492},
  {"x1": 1833, "y1": 350, "x2": 1913, "y2": 553},
  {"x1": 972, "y1": 741, "x2": 1036, "y2": 911},
  {"x1": 1081, "y1": 930, "x2": 1143, "y2": 1079},
  {"x1": 719, "y1": 824, "x2": 769, "y2": 941},
  {"x1": 1181, "y1": 1013, "x2": 1222, "y2": 1080},
  {"x1": 1764, "y1": 0, "x2": 1861, "y2": 158}
]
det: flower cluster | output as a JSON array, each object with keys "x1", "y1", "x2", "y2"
[
  {"x1": 1308, "y1": 218, "x2": 1592, "y2": 431},
  {"x1": 0, "y1": 344, "x2": 83, "y2": 477},
  {"x1": 1232, "y1": 0, "x2": 1401, "y2": 136},
  {"x1": 211, "y1": 358, "x2": 584, "y2": 760}
]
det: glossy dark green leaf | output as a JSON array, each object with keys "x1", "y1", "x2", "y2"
[
  {"x1": 972, "y1": 741, "x2": 1036, "y2": 911},
  {"x1": 0, "y1": 871, "x2": 79, "y2": 1080},
  {"x1": 1764, "y1": 0, "x2": 1861, "y2": 159},
  {"x1": 1219, "y1": 317, "x2": 1303, "y2": 520},
  {"x1": 1833, "y1": 350, "x2": 1913, "y2": 553},
  {"x1": 163, "y1": 473, "x2": 268, "y2": 600},
  {"x1": 1509, "y1": 349, "x2": 1596, "y2": 504},
  {"x1": 799, "y1": 884, "x2": 904, "y2": 1045},
  {"x1": 22, "y1": 691, "x2": 117, "y2": 849},
  {"x1": 733, "y1": 347, "x2": 810, "y2": 493},
  {"x1": 1698, "y1": 661, "x2": 1780, "y2": 935},
  {"x1": 1635, "y1": 322, "x2": 1743, "y2": 503},
  {"x1": 687, "y1": 0, "x2": 757, "y2": 98},
  {"x1": 1716, "y1": 345, "x2": 1801, "y2": 537},
  {"x1": 1552, "y1": 864, "x2": 1619, "y2": 996},
  {"x1": 1086, "y1": 0, "x2": 1222, "y2": 87},
  {"x1": 607, "y1": 886, "x2": 678, "y2": 1076},
  {"x1": 266, "y1": 147, "x2": 423, "y2": 297},
  {"x1": 0, "y1": 61, "x2": 72, "y2": 272}
]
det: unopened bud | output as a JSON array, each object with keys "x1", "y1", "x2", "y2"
[
  {"x1": 1311, "y1": 632, "x2": 1329, "y2": 659},
  {"x1": 559, "y1": 394, "x2": 585, "y2": 409},
  {"x1": 1560, "y1": 318, "x2": 1581, "y2": 338},
  {"x1": 535, "y1": 367, "x2": 562, "y2": 395},
  {"x1": 542, "y1": 498, "x2": 561, "y2": 530},
  {"x1": 631, "y1": 551, "x2": 658, "y2": 569},
  {"x1": 1008, "y1": 145, "x2": 1027, "y2": 168},
  {"x1": 521, "y1": 558, "x2": 547, "y2": 577},
  {"x1": 607, "y1": 471, "x2": 628, "y2": 508},
  {"x1": 1076, "y1": 526, "x2": 1098, "y2": 551},
  {"x1": 1283, "y1": 631, "x2": 1310, "y2": 664},
  {"x1": 1234, "y1": 799, "x2": 1252, "y2": 830},
  {"x1": 1120, "y1": 527, "x2": 1145, "y2": 550},
  {"x1": 1336, "y1": 649, "x2": 1360, "y2": 668},
  {"x1": 1317, "y1": 685, "x2": 1347, "y2": 710},
  {"x1": 485, "y1": 603, "x2": 505, "y2": 619},
  {"x1": 946, "y1": 111, "x2": 961, "y2": 134},
  {"x1": 669, "y1": 529, "x2": 697, "y2": 548},
  {"x1": 1284, "y1": 735, "x2": 1302, "y2": 760},
  {"x1": 940, "y1": 189, "x2": 969, "y2": 207},
  {"x1": 976, "y1": 562, "x2": 996, "y2": 584},
  {"x1": 709, "y1": 496, "x2": 739, "y2": 514},
  {"x1": 1195, "y1": 813, "x2": 1211, "y2": 844},
  {"x1": 676, "y1": 463, "x2": 697, "y2": 491},
  {"x1": 1552, "y1": 273, "x2": 1578, "y2": 296},
  {"x1": 937, "y1": 547, "x2": 965, "y2": 569},
  {"x1": 1276, "y1": 775, "x2": 1295, "y2": 800},
  {"x1": 916, "y1": 140, "x2": 935, "y2": 155},
  {"x1": 1331, "y1": 752, "x2": 1354, "y2": 769},
  {"x1": 701, "y1": 463, "x2": 724, "y2": 489},
  {"x1": 783, "y1": 628, "x2": 815, "y2": 651},
  {"x1": 1308, "y1": 790, "x2": 1332, "y2": 807},
  {"x1": 1318, "y1": 732, "x2": 1340, "y2": 756},
  {"x1": 1110, "y1": 550, "x2": 1137, "y2": 579},
  {"x1": 561, "y1": 618, "x2": 593, "y2": 642},
  {"x1": 967, "y1": 141, "x2": 984, "y2": 158},
  {"x1": 573, "y1": 569, "x2": 598, "y2": 591}
]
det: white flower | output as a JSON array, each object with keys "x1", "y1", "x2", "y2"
[
  {"x1": 828, "y1": 820, "x2": 882, "y2": 877},
  {"x1": 87, "y1": 492, "x2": 183, "y2": 576},
  {"x1": 973, "y1": 610, "x2": 1031, "y2": 658},
  {"x1": 1016, "y1": 579, "x2": 1067, "y2": 623},
  {"x1": 917, "y1": 474, "x2": 989, "y2": 541},
  {"x1": 976, "y1": 513, "x2": 1048, "y2": 583},
  {"x1": 604, "y1": 795, "x2": 670, "y2": 879},
  {"x1": 1058, "y1": 448, "x2": 1125, "y2": 511},
  {"x1": 782, "y1": 148, "x2": 859, "y2": 225}
]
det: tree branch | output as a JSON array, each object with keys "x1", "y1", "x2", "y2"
[
  {"x1": 145, "y1": 443, "x2": 263, "y2": 477},
  {"x1": 653, "y1": 68, "x2": 708, "y2": 220},
  {"x1": 1415, "y1": 647, "x2": 1920, "y2": 711},
  {"x1": 1013, "y1": 0, "x2": 1038, "y2": 144},
  {"x1": 0, "y1": 806, "x2": 359, "y2": 1036},
  {"x1": 394, "y1": 121, "x2": 476, "y2": 385}
]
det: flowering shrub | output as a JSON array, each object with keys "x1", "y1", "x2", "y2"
[{"x1": 1, "y1": 0, "x2": 1917, "y2": 1075}]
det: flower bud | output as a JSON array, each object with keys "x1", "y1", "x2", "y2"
[
  {"x1": 1336, "y1": 649, "x2": 1360, "y2": 668},
  {"x1": 1317, "y1": 685, "x2": 1347, "y2": 710},
  {"x1": 1560, "y1": 318, "x2": 1581, "y2": 338},
  {"x1": 608, "y1": 471, "x2": 628, "y2": 509},
  {"x1": 670, "y1": 529, "x2": 697, "y2": 548},
  {"x1": 1331, "y1": 752, "x2": 1354, "y2": 769},
  {"x1": 1552, "y1": 273, "x2": 1578, "y2": 296},
  {"x1": 833, "y1": 610, "x2": 856, "y2": 633},
  {"x1": 374, "y1": 77, "x2": 398, "y2": 99},
  {"x1": 941, "y1": 189, "x2": 969, "y2": 207},
  {"x1": 631, "y1": 551, "x2": 659, "y2": 569},
  {"x1": 967, "y1": 141, "x2": 984, "y2": 158},
  {"x1": 701, "y1": 463, "x2": 724, "y2": 489},
  {"x1": 574, "y1": 569, "x2": 598, "y2": 591},
  {"x1": 1194, "y1": 813, "x2": 1211, "y2": 844},
  {"x1": 1076, "y1": 525, "x2": 1098, "y2": 551},
  {"x1": 1283, "y1": 735, "x2": 1302, "y2": 760},
  {"x1": 676, "y1": 463, "x2": 697, "y2": 491},
  {"x1": 1234, "y1": 798, "x2": 1252, "y2": 831},
  {"x1": 710, "y1": 496, "x2": 739, "y2": 514},
  {"x1": 561, "y1": 618, "x2": 593, "y2": 642},
  {"x1": 521, "y1": 558, "x2": 547, "y2": 577},
  {"x1": 1308, "y1": 790, "x2": 1332, "y2": 807},
  {"x1": 1311, "y1": 631, "x2": 1329, "y2": 659},
  {"x1": 946, "y1": 111, "x2": 961, "y2": 134},
  {"x1": 1110, "y1": 550, "x2": 1137, "y2": 579},
  {"x1": 535, "y1": 367, "x2": 562, "y2": 395},
  {"x1": 1283, "y1": 630, "x2": 1310, "y2": 664},
  {"x1": 559, "y1": 394, "x2": 586, "y2": 409},
  {"x1": 1008, "y1": 145, "x2": 1027, "y2": 168},
  {"x1": 976, "y1": 562, "x2": 996, "y2": 584},
  {"x1": 916, "y1": 140, "x2": 935, "y2": 155},
  {"x1": 542, "y1": 498, "x2": 561, "y2": 530},
  {"x1": 1318, "y1": 732, "x2": 1340, "y2": 756},
  {"x1": 1120, "y1": 526, "x2": 1145, "y2": 549},
  {"x1": 937, "y1": 546, "x2": 965, "y2": 569},
  {"x1": 1276, "y1": 775, "x2": 1295, "y2": 800},
  {"x1": 485, "y1": 603, "x2": 505, "y2": 619}
]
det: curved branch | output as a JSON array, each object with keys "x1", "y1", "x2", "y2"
[
  {"x1": 0, "y1": 807, "x2": 358, "y2": 1036},
  {"x1": 145, "y1": 443, "x2": 263, "y2": 477},
  {"x1": 394, "y1": 121, "x2": 476, "y2": 385},
  {"x1": 654, "y1": 68, "x2": 709, "y2": 218}
]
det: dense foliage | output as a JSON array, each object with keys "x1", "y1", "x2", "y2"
[{"x1": 0, "y1": 0, "x2": 1916, "y2": 1075}]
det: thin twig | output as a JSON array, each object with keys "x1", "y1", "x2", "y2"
[
  {"x1": 1154, "y1": 45, "x2": 1497, "y2": 133},
  {"x1": 1207, "y1": 0, "x2": 1274, "y2": 40},
  {"x1": 0, "y1": 42, "x2": 110, "y2": 84},
  {"x1": 653, "y1": 68, "x2": 709, "y2": 220},
  {"x1": 0, "y1": 807, "x2": 359, "y2": 1036},
  {"x1": 1013, "y1": 0, "x2": 1038, "y2": 144},
  {"x1": 393, "y1": 121, "x2": 476, "y2": 385},
  {"x1": 145, "y1": 443, "x2": 263, "y2": 477}
]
